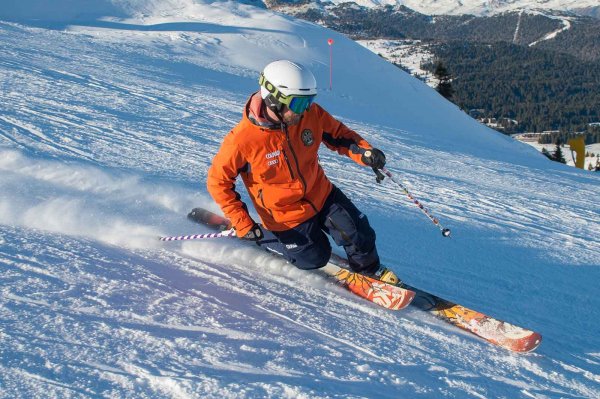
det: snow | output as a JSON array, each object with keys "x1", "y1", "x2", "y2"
[
  {"x1": 357, "y1": 39, "x2": 437, "y2": 88},
  {"x1": 320, "y1": 0, "x2": 600, "y2": 17},
  {"x1": 1, "y1": 1, "x2": 599, "y2": 398}
]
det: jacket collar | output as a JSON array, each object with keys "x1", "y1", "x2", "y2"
[{"x1": 246, "y1": 92, "x2": 281, "y2": 129}]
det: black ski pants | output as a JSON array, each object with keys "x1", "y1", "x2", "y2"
[{"x1": 259, "y1": 185, "x2": 380, "y2": 274}]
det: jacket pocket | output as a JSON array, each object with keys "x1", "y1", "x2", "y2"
[{"x1": 260, "y1": 181, "x2": 304, "y2": 210}]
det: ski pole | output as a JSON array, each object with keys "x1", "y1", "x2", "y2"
[
  {"x1": 159, "y1": 228, "x2": 236, "y2": 242},
  {"x1": 379, "y1": 167, "x2": 451, "y2": 238}
]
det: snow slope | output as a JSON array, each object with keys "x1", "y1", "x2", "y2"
[{"x1": 1, "y1": 1, "x2": 599, "y2": 398}]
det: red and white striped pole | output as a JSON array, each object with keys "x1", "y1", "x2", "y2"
[
  {"x1": 159, "y1": 228, "x2": 236, "y2": 242},
  {"x1": 327, "y1": 38, "x2": 334, "y2": 90},
  {"x1": 380, "y1": 167, "x2": 452, "y2": 237}
]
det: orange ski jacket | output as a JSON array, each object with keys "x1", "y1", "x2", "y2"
[{"x1": 207, "y1": 93, "x2": 373, "y2": 237}]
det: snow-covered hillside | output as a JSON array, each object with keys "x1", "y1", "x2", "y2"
[
  {"x1": 357, "y1": 39, "x2": 436, "y2": 87},
  {"x1": 320, "y1": 0, "x2": 600, "y2": 17},
  {"x1": 1, "y1": 1, "x2": 599, "y2": 398}
]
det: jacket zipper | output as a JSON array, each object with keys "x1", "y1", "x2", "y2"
[
  {"x1": 283, "y1": 124, "x2": 319, "y2": 214},
  {"x1": 281, "y1": 149, "x2": 295, "y2": 180}
]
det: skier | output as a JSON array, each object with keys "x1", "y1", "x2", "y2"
[{"x1": 207, "y1": 60, "x2": 399, "y2": 284}]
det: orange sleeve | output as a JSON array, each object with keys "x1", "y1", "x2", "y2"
[
  {"x1": 314, "y1": 104, "x2": 372, "y2": 165},
  {"x1": 206, "y1": 129, "x2": 255, "y2": 237}
]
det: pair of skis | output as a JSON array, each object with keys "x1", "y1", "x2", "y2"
[{"x1": 181, "y1": 207, "x2": 542, "y2": 353}]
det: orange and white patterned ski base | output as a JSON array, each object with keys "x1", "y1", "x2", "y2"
[{"x1": 321, "y1": 263, "x2": 415, "y2": 310}]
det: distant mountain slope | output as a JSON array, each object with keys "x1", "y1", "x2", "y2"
[
  {"x1": 428, "y1": 41, "x2": 600, "y2": 132},
  {"x1": 272, "y1": 3, "x2": 600, "y2": 132},
  {"x1": 269, "y1": 0, "x2": 600, "y2": 18},
  {"x1": 279, "y1": 4, "x2": 600, "y2": 61}
]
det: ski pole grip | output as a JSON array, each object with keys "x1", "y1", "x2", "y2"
[{"x1": 372, "y1": 167, "x2": 385, "y2": 183}]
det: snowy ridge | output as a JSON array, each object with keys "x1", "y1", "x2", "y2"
[
  {"x1": 321, "y1": 0, "x2": 600, "y2": 17},
  {"x1": 1, "y1": 1, "x2": 599, "y2": 397}
]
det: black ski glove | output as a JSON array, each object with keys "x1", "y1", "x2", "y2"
[
  {"x1": 362, "y1": 148, "x2": 386, "y2": 183},
  {"x1": 362, "y1": 148, "x2": 386, "y2": 169},
  {"x1": 241, "y1": 223, "x2": 264, "y2": 241}
]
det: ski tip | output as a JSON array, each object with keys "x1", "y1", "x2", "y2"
[
  {"x1": 510, "y1": 332, "x2": 542, "y2": 353},
  {"x1": 485, "y1": 330, "x2": 542, "y2": 353},
  {"x1": 187, "y1": 207, "x2": 207, "y2": 221},
  {"x1": 187, "y1": 207, "x2": 232, "y2": 230}
]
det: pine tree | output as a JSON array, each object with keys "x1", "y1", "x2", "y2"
[
  {"x1": 434, "y1": 61, "x2": 454, "y2": 100},
  {"x1": 552, "y1": 142, "x2": 566, "y2": 164}
]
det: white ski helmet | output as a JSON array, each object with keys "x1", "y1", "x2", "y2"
[{"x1": 259, "y1": 60, "x2": 317, "y2": 113}]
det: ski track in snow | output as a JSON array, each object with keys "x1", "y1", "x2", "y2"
[
  {"x1": 0, "y1": 10, "x2": 599, "y2": 399},
  {"x1": 513, "y1": 10, "x2": 524, "y2": 43},
  {"x1": 3, "y1": 226, "x2": 599, "y2": 398},
  {"x1": 529, "y1": 17, "x2": 572, "y2": 47}
]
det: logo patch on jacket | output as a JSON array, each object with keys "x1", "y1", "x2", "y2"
[
  {"x1": 301, "y1": 129, "x2": 314, "y2": 146},
  {"x1": 266, "y1": 150, "x2": 280, "y2": 166}
]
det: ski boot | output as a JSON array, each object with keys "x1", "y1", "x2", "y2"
[{"x1": 371, "y1": 266, "x2": 401, "y2": 286}]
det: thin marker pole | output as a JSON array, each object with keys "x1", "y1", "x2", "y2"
[{"x1": 328, "y1": 38, "x2": 334, "y2": 90}]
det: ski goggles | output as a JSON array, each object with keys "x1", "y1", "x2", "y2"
[
  {"x1": 259, "y1": 73, "x2": 316, "y2": 114},
  {"x1": 285, "y1": 95, "x2": 315, "y2": 114}
]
